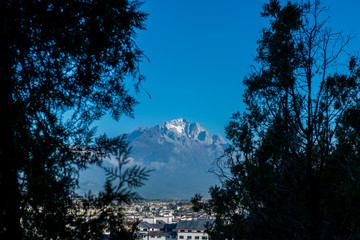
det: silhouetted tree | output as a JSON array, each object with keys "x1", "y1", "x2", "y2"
[
  {"x1": 0, "y1": 0, "x2": 149, "y2": 239},
  {"x1": 193, "y1": 1, "x2": 360, "y2": 239}
]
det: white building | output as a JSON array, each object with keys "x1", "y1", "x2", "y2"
[
  {"x1": 135, "y1": 219, "x2": 213, "y2": 240},
  {"x1": 176, "y1": 219, "x2": 212, "y2": 240},
  {"x1": 136, "y1": 221, "x2": 177, "y2": 240},
  {"x1": 143, "y1": 216, "x2": 173, "y2": 224}
]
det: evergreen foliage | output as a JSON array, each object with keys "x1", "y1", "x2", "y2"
[
  {"x1": 192, "y1": 1, "x2": 360, "y2": 239},
  {"x1": 0, "y1": 0, "x2": 149, "y2": 239}
]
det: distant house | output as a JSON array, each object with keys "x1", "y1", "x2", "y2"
[
  {"x1": 136, "y1": 221, "x2": 177, "y2": 240},
  {"x1": 176, "y1": 219, "x2": 213, "y2": 240},
  {"x1": 143, "y1": 217, "x2": 173, "y2": 224},
  {"x1": 135, "y1": 219, "x2": 213, "y2": 240}
]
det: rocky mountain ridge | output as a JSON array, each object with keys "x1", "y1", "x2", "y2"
[{"x1": 79, "y1": 119, "x2": 227, "y2": 199}]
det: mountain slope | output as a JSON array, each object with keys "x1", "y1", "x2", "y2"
[
  {"x1": 127, "y1": 119, "x2": 226, "y2": 199},
  {"x1": 79, "y1": 119, "x2": 227, "y2": 200}
]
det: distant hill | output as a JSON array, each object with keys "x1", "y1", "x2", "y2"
[{"x1": 79, "y1": 119, "x2": 227, "y2": 199}]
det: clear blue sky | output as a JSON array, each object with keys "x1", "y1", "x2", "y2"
[{"x1": 97, "y1": 0, "x2": 360, "y2": 138}]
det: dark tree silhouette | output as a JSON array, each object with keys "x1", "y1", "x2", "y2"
[
  {"x1": 0, "y1": 0, "x2": 149, "y2": 239},
  {"x1": 193, "y1": 1, "x2": 360, "y2": 239}
]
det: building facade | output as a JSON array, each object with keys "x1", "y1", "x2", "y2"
[
  {"x1": 135, "y1": 219, "x2": 213, "y2": 240},
  {"x1": 176, "y1": 219, "x2": 211, "y2": 240}
]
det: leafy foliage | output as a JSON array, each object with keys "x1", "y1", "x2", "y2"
[
  {"x1": 193, "y1": 1, "x2": 360, "y2": 239},
  {"x1": 0, "y1": 0, "x2": 149, "y2": 239}
]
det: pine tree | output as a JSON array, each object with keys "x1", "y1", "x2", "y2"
[
  {"x1": 193, "y1": 1, "x2": 360, "y2": 239},
  {"x1": 0, "y1": 0, "x2": 149, "y2": 239}
]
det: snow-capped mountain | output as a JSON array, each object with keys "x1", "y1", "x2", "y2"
[
  {"x1": 127, "y1": 119, "x2": 226, "y2": 199},
  {"x1": 79, "y1": 119, "x2": 227, "y2": 199}
]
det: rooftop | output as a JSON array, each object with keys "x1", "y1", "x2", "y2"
[{"x1": 176, "y1": 219, "x2": 214, "y2": 230}]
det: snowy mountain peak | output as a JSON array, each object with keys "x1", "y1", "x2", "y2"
[
  {"x1": 151, "y1": 118, "x2": 225, "y2": 146},
  {"x1": 80, "y1": 119, "x2": 228, "y2": 200},
  {"x1": 164, "y1": 118, "x2": 188, "y2": 134},
  {"x1": 124, "y1": 119, "x2": 228, "y2": 199}
]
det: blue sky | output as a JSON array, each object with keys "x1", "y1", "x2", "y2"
[{"x1": 97, "y1": 0, "x2": 360, "y2": 138}]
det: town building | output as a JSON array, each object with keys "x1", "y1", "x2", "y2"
[
  {"x1": 136, "y1": 221, "x2": 177, "y2": 240},
  {"x1": 176, "y1": 219, "x2": 212, "y2": 240},
  {"x1": 135, "y1": 219, "x2": 213, "y2": 240}
]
